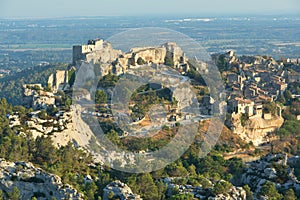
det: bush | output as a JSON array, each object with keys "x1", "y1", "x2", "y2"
[
  {"x1": 137, "y1": 57, "x2": 146, "y2": 65},
  {"x1": 95, "y1": 90, "x2": 107, "y2": 104},
  {"x1": 263, "y1": 102, "x2": 277, "y2": 116},
  {"x1": 259, "y1": 181, "x2": 283, "y2": 199},
  {"x1": 8, "y1": 187, "x2": 21, "y2": 200},
  {"x1": 37, "y1": 110, "x2": 48, "y2": 120},
  {"x1": 240, "y1": 113, "x2": 248, "y2": 127},
  {"x1": 212, "y1": 180, "x2": 232, "y2": 195},
  {"x1": 162, "y1": 125, "x2": 170, "y2": 131}
]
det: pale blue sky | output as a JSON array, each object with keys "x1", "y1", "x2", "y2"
[{"x1": 0, "y1": 0, "x2": 299, "y2": 18}]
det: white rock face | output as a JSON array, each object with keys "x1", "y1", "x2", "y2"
[
  {"x1": 165, "y1": 177, "x2": 246, "y2": 200},
  {"x1": 241, "y1": 154, "x2": 300, "y2": 196},
  {"x1": 48, "y1": 70, "x2": 70, "y2": 93},
  {"x1": 23, "y1": 84, "x2": 56, "y2": 110},
  {"x1": 0, "y1": 159, "x2": 84, "y2": 200},
  {"x1": 51, "y1": 105, "x2": 93, "y2": 147},
  {"x1": 231, "y1": 113, "x2": 284, "y2": 146},
  {"x1": 103, "y1": 180, "x2": 142, "y2": 200},
  {"x1": 86, "y1": 41, "x2": 121, "y2": 64}
]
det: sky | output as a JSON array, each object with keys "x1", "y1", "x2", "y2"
[{"x1": 0, "y1": 0, "x2": 299, "y2": 18}]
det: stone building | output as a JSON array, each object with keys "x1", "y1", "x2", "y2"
[
  {"x1": 73, "y1": 39, "x2": 121, "y2": 65},
  {"x1": 72, "y1": 39, "x2": 190, "y2": 77},
  {"x1": 228, "y1": 97, "x2": 254, "y2": 117}
]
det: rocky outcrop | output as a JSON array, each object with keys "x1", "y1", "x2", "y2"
[
  {"x1": 208, "y1": 186, "x2": 246, "y2": 200},
  {"x1": 23, "y1": 84, "x2": 55, "y2": 110},
  {"x1": 25, "y1": 105, "x2": 93, "y2": 148},
  {"x1": 10, "y1": 103, "x2": 93, "y2": 148},
  {"x1": 103, "y1": 180, "x2": 142, "y2": 200},
  {"x1": 241, "y1": 154, "x2": 300, "y2": 196},
  {"x1": 51, "y1": 105, "x2": 93, "y2": 147},
  {"x1": 0, "y1": 159, "x2": 84, "y2": 199},
  {"x1": 165, "y1": 177, "x2": 246, "y2": 200},
  {"x1": 48, "y1": 70, "x2": 69, "y2": 93},
  {"x1": 231, "y1": 113, "x2": 284, "y2": 146}
]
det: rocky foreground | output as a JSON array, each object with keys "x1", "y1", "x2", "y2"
[
  {"x1": 0, "y1": 153, "x2": 299, "y2": 199},
  {"x1": 0, "y1": 159, "x2": 83, "y2": 199}
]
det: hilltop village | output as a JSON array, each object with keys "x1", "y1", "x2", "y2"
[
  {"x1": 71, "y1": 39, "x2": 300, "y2": 146},
  {"x1": 9, "y1": 39, "x2": 300, "y2": 148},
  {"x1": 1, "y1": 39, "x2": 300, "y2": 199}
]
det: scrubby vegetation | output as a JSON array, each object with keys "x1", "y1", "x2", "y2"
[{"x1": 0, "y1": 97, "x2": 270, "y2": 199}]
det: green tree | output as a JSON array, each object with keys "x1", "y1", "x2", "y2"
[
  {"x1": 169, "y1": 193, "x2": 195, "y2": 200},
  {"x1": 107, "y1": 191, "x2": 114, "y2": 199},
  {"x1": 95, "y1": 90, "x2": 107, "y2": 104},
  {"x1": 243, "y1": 185, "x2": 253, "y2": 200},
  {"x1": 277, "y1": 94, "x2": 286, "y2": 105},
  {"x1": 217, "y1": 54, "x2": 229, "y2": 72},
  {"x1": 34, "y1": 136, "x2": 58, "y2": 166},
  {"x1": 226, "y1": 157, "x2": 245, "y2": 181},
  {"x1": 284, "y1": 189, "x2": 296, "y2": 200},
  {"x1": 128, "y1": 173, "x2": 158, "y2": 200},
  {"x1": 107, "y1": 130, "x2": 121, "y2": 146},
  {"x1": 157, "y1": 180, "x2": 167, "y2": 200},
  {"x1": 187, "y1": 164, "x2": 197, "y2": 177},
  {"x1": 259, "y1": 181, "x2": 283, "y2": 199},
  {"x1": 284, "y1": 90, "x2": 293, "y2": 105},
  {"x1": 263, "y1": 102, "x2": 277, "y2": 116},
  {"x1": 196, "y1": 175, "x2": 212, "y2": 189},
  {"x1": 85, "y1": 182, "x2": 97, "y2": 200},
  {"x1": 137, "y1": 57, "x2": 146, "y2": 65},
  {"x1": 12, "y1": 105, "x2": 26, "y2": 117},
  {"x1": 8, "y1": 186, "x2": 21, "y2": 200},
  {"x1": 68, "y1": 69, "x2": 76, "y2": 87},
  {"x1": 0, "y1": 190, "x2": 4, "y2": 200},
  {"x1": 165, "y1": 162, "x2": 188, "y2": 177},
  {"x1": 212, "y1": 180, "x2": 232, "y2": 195}
]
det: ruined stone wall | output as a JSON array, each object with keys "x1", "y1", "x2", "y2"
[
  {"x1": 86, "y1": 42, "x2": 121, "y2": 64},
  {"x1": 134, "y1": 47, "x2": 166, "y2": 64}
]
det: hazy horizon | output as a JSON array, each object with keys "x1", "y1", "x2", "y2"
[{"x1": 0, "y1": 0, "x2": 299, "y2": 19}]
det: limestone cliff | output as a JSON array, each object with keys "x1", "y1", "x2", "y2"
[
  {"x1": 47, "y1": 70, "x2": 69, "y2": 93},
  {"x1": 231, "y1": 113, "x2": 284, "y2": 146},
  {"x1": 23, "y1": 84, "x2": 55, "y2": 110},
  {"x1": 51, "y1": 105, "x2": 93, "y2": 148},
  {"x1": 23, "y1": 105, "x2": 93, "y2": 148}
]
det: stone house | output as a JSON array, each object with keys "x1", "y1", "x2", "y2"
[{"x1": 228, "y1": 97, "x2": 254, "y2": 117}]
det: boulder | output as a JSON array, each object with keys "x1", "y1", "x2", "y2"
[
  {"x1": 0, "y1": 160, "x2": 84, "y2": 199},
  {"x1": 103, "y1": 180, "x2": 142, "y2": 200}
]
